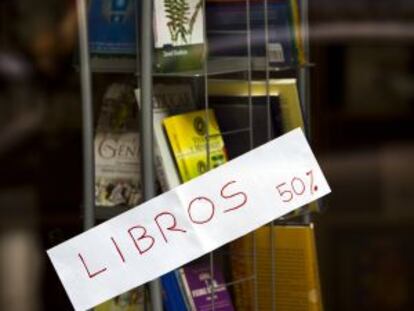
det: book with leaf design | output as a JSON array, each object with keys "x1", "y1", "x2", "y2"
[{"x1": 153, "y1": 0, "x2": 205, "y2": 72}]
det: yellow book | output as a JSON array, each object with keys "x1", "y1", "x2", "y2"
[
  {"x1": 163, "y1": 109, "x2": 227, "y2": 182},
  {"x1": 230, "y1": 225, "x2": 323, "y2": 311},
  {"x1": 94, "y1": 287, "x2": 145, "y2": 311}
]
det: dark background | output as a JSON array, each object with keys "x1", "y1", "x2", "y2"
[{"x1": 0, "y1": 0, "x2": 413, "y2": 310}]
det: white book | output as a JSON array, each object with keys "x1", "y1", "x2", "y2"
[
  {"x1": 135, "y1": 84, "x2": 195, "y2": 192},
  {"x1": 153, "y1": 0, "x2": 204, "y2": 48},
  {"x1": 95, "y1": 83, "x2": 142, "y2": 207}
]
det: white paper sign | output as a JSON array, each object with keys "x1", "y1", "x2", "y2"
[{"x1": 47, "y1": 128, "x2": 331, "y2": 311}]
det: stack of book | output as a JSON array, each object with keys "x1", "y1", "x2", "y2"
[{"x1": 87, "y1": 1, "x2": 317, "y2": 310}]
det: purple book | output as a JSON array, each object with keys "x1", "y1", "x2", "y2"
[{"x1": 179, "y1": 260, "x2": 235, "y2": 311}]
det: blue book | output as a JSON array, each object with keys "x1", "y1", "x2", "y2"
[
  {"x1": 88, "y1": 0, "x2": 137, "y2": 55},
  {"x1": 207, "y1": 0, "x2": 295, "y2": 65},
  {"x1": 161, "y1": 271, "x2": 188, "y2": 311},
  {"x1": 207, "y1": 1, "x2": 288, "y2": 30}
]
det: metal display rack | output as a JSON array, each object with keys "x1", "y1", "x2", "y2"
[{"x1": 75, "y1": 0, "x2": 311, "y2": 309}]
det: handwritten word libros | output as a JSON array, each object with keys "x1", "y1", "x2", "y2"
[
  {"x1": 78, "y1": 180, "x2": 246, "y2": 278},
  {"x1": 48, "y1": 128, "x2": 331, "y2": 311}
]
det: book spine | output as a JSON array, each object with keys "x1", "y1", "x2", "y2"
[
  {"x1": 175, "y1": 269, "x2": 193, "y2": 310},
  {"x1": 289, "y1": 0, "x2": 305, "y2": 64},
  {"x1": 153, "y1": 108, "x2": 182, "y2": 191},
  {"x1": 178, "y1": 268, "x2": 197, "y2": 311},
  {"x1": 161, "y1": 272, "x2": 188, "y2": 311},
  {"x1": 163, "y1": 119, "x2": 190, "y2": 182}
]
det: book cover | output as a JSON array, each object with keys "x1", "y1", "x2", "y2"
[
  {"x1": 163, "y1": 109, "x2": 227, "y2": 183},
  {"x1": 95, "y1": 83, "x2": 142, "y2": 208},
  {"x1": 179, "y1": 260, "x2": 235, "y2": 311},
  {"x1": 88, "y1": 0, "x2": 137, "y2": 55},
  {"x1": 288, "y1": 0, "x2": 306, "y2": 65},
  {"x1": 135, "y1": 84, "x2": 196, "y2": 192},
  {"x1": 208, "y1": 95, "x2": 282, "y2": 159},
  {"x1": 207, "y1": 79, "x2": 319, "y2": 214},
  {"x1": 153, "y1": 0, "x2": 205, "y2": 72},
  {"x1": 230, "y1": 225, "x2": 323, "y2": 311},
  {"x1": 94, "y1": 286, "x2": 145, "y2": 311},
  {"x1": 207, "y1": 79, "x2": 303, "y2": 132},
  {"x1": 153, "y1": 84, "x2": 196, "y2": 190},
  {"x1": 206, "y1": 0, "x2": 296, "y2": 66},
  {"x1": 161, "y1": 271, "x2": 188, "y2": 311}
]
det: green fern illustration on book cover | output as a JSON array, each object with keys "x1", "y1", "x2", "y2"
[
  {"x1": 165, "y1": 0, "x2": 190, "y2": 43},
  {"x1": 164, "y1": 0, "x2": 203, "y2": 43},
  {"x1": 154, "y1": 0, "x2": 204, "y2": 72}
]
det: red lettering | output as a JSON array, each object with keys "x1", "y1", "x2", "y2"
[
  {"x1": 291, "y1": 177, "x2": 305, "y2": 195},
  {"x1": 188, "y1": 196, "x2": 215, "y2": 224},
  {"x1": 276, "y1": 182, "x2": 293, "y2": 202},
  {"x1": 78, "y1": 253, "x2": 107, "y2": 278},
  {"x1": 128, "y1": 226, "x2": 155, "y2": 255},
  {"x1": 111, "y1": 237, "x2": 125, "y2": 263},
  {"x1": 306, "y1": 169, "x2": 317, "y2": 194},
  {"x1": 220, "y1": 180, "x2": 248, "y2": 213},
  {"x1": 154, "y1": 212, "x2": 187, "y2": 243}
]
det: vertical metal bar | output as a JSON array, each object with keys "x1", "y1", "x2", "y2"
[
  {"x1": 200, "y1": 0, "x2": 215, "y2": 309},
  {"x1": 299, "y1": 0, "x2": 310, "y2": 137},
  {"x1": 76, "y1": 0, "x2": 95, "y2": 231},
  {"x1": 262, "y1": 0, "x2": 276, "y2": 310},
  {"x1": 139, "y1": 0, "x2": 163, "y2": 309},
  {"x1": 299, "y1": 0, "x2": 311, "y2": 224},
  {"x1": 245, "y1": 0, "x2": 258, "y2": 310},
  {"x1": 202, "y1": 0, "x2": 211, "y2": 174},
  {"x1": 263, "y1": 0, "x2": 272, "y2": 142},
  {"x1": 246, "y1": 3, "x2": 253, "y2": 150}
]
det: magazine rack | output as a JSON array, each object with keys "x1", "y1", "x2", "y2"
[{"x1": 75, "y1": 0, "x2": 312, "y2": 309}]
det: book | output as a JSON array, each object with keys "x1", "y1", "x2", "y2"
[
  {"x1": 153, "y1": 84, "x2": 197, "y2": 190},
  {"x1": 135, "y1": 85, "x2": 196, "y2": 309},
  {"x1": 95, "y1": 83, "x2": 143, "y2": 208},
  {"x1": 208, "y1": 95, "x2": 282, "y2": 159},
  {"x1": 163, "y1": 109, "x2": 227, "y2": 183},
  {"x1": 154, "y1": 104, "x2": 233, "y2": 311},
  {"x1": 153, "y1": 0, "x2": 205, "y2": 72},
  {"x1": 175, "y1": 269, "x2": 193, "y2": 310},
  {"x1": 207, "y1": 79, "x2": 319, "y2": 214},
  {"x1": 135, "y1": 84, "x2": 196, "y2": 192},
  {"x1": 179, "y1": 259, "x2": 235, "y2": 311},
  {"x1": 206, "y1": 0, "x2": 298, "y2": 66},
  {"x1": 288, "y1": 0, "x2": 306, "y2": 65},
  {"x1": 88, "y1": 0, "x2": 137, "y2": 55},
  {"x1": 230, "y1": 225, "x2": 323, "y2": 311},
  {"x1": 162, "y1": 271, "x2": 188, "y2": 311},
  {"x1": 94, "y1": 286, "x2": 145, "y2": 311},
  {"x1": 207, "y1": 79, "x2": 304, "y2": 133}
]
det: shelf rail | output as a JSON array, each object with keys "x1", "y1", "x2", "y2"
[
  {"x1": 76, "y1": 0, "x2": 95, "y2": 231},
  {"x1": 138, "y1": 0, "x2": 164, "y2": 309}
]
